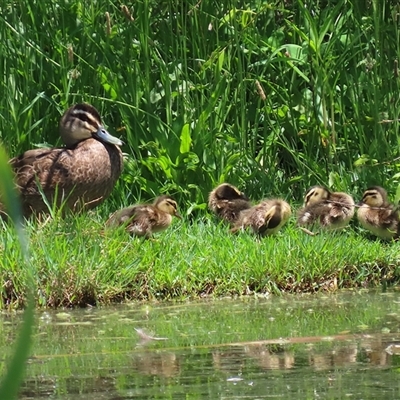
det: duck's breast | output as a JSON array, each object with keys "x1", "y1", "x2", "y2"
[{"x1": 68, "y1": 139, "x2": 123, "y2": 199}]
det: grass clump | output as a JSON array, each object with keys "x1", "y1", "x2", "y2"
[
  {"x1": 1, "y1": 209, "x2": 400, "y2": 309},
  {"x1": 1, "y1": 0, "x2": 400, "y2": 207}
]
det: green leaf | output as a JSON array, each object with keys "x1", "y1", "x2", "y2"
[
  {"x1": 215, "y1": 48, "x2": 225, "y2": 76},
  {"x1": 179, "y1": 124, "x2": 191, "y2": 154},
  {"x1": 394, "y1": 185, "x2": 400, "y2": 205},
  {"x1": 0, "y1": 300, "x2": 34, "y2": 399}
]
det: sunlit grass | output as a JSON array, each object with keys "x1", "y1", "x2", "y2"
[{"x1": 1, "y1": 207, "x2": 400, "y2": 309}]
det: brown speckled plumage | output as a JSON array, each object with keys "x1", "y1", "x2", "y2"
[
  {"x1": 2, "y1": 103, "x2": 123, "y2": 218},
  {"x1": 357, "y1": 186, "x2": 400, "y2": 240},
  {"x1": 297, "y1": 186, "x2": 355, "y2": 230},
  {"x1": 231, "y1": 199, "x2": 291, "y2": 236},
  {"x1": 208, "y1": 183, "x2": 251, "y2": 224},
  {"x1": 106, "y1": 195, "x2": 181, "y2": 238}
]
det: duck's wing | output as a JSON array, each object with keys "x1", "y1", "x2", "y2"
[
  {"x1": 378, "y1": 207, "x2": 399, "y2": 229},
  {"x1": 9, "y1": 147, "x2": 78, "y2": 215},
  {"x1": 106, "y1": 205, "x2": 137, "y2": 227},
  {"x1": 125, "y1": 205, "x2": 161, "y2": 236},
  {"x1": 219, "y1": 199, "x2": 251, "y2": 223},
  {"x1": 10, "y1": 147, "x2": 73, "y2": 192}
]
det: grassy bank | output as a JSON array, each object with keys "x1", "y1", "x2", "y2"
[
  {"x1": 2, "y1": 0, "x2": 400, "y2": 306},
  {"x1": 1, "y1": 0, "x2": 400, "y2": 309},
  {"x1": 2, "y1": 206, "x2": 400, "y2": 309}
]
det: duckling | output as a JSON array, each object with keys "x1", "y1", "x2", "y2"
[
  {"x1": 106, "y1": 195, "x2": 181, "y2": 238},
  {"x1": 230, "y1": 199, "x2": 292, "y2": 236},
  {"x1": 357, "y1": 186, "x2": 400, "y2": 240},
  {"x1": 297, "y1": 186, "x2": 355, "y2": 230},
  {"x1": 5, "y1": 103, "x2": 123, "y2": 218},
  {"x1": 208, "y1": 183, "x2": 251, "y2": 224}
]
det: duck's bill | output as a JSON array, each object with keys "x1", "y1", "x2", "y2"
[
  {"x1": 94, "y1": 126, "x2": 123, "y2": 146},
  {"x1": 174, "y1": 212, "x2": 183, "y2": 219}
]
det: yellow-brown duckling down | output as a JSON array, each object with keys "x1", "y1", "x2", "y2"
[
  {"x1": 208, "y1": 183, "x2": 251, "y2": 224},
  {"x1": 357, "y1": 186, "x2": 400, "y2": 240},
  {"x1": 106, "y1": 195, "x2": 182, "y2": 238},
  {"x1": 297, "y1": 185, "x2": 355, "y2": 230},
  {"x1": 231, "y1": 199, "x2": 292, "y2": 236}
]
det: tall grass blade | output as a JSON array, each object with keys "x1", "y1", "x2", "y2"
[{"x1": 0, "y1": 146, "x2": 34, "y2": 399}]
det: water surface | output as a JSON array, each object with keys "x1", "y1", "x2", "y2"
[{"x1": 2, "y1": 289, "x2": 400, "y2": 399}]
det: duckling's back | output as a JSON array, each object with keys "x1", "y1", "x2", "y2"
[
  {"x1": 106, "y1": 203, "x2": 173, "y2": 237},
  {"x1": 231, "y1": 199, "x2": 291, "y2": 236},
  {"x1": 208, "y1": 183, "x2": 251, "y2": 224},
  {"x1": 297, "y1": 190, "x2": 354, "y2": 230}
]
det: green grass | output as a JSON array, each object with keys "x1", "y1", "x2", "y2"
[
  {"x1": 1, "y1": 0, "x2": 400, "y2": 208},
  {"x1": 1, "y1": 206, "x2": 400, "y2": 309},
  {"x1": 1, "y1": 1, "x2": 400, "y2": 397},
  {"x1": 1, "y1": 0, "x2": 400, "y2": 306},
  {"x1": 0, "y1": 146, "x2": 34, "y2": 399}
]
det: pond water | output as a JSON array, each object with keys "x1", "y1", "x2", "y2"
[{"x1": 2, "y1": 289, "x2": 400, "y2": 399}]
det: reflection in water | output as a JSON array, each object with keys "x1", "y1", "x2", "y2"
[
  {"x1": 308, "y1": 342, "x2": 358, "y2": 370},
  {"x1": 212, "y1": 347, "x2": 245, "y2": 374},
  {"x1": 132, "y1": 351, "x2": 180, "y2": 378},
  {"x1": 3, "y1": 290, "x2": 400, "y2": 399},
  {"x1": 244, "y1": 344, "x2": 295, "y2": 370}
]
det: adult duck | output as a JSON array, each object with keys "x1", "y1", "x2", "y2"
[{"x1": 3, "y1": 103, "x2": 123, "y2": 218}]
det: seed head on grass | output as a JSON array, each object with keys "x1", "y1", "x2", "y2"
[
  {"x1": 105, "y1": 12, "x2": 111, "y2": 36},
  {"x1": 67, "y1": 44, "x2": 73, "y2": 64},
  {"x1": 121, "y1": 5, "x2": 134, "y2": 22},
  {"x1": 255, "y1": 80, "x2": 266, "y2": 101}
]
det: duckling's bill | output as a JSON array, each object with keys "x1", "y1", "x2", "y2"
[{"x1": 174, "y1": 210, "x2": 183, "y2": 219}]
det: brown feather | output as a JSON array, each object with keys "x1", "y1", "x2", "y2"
[
  {"x1": 1, "y1": 104, "x2": 123, "y2": 218},
  {"x1": 106, "y1": 196, "x2": 180, "y2": 238},
  {"x1": 297, "y1": 186, "x2": 354, "y2": 230},
  {"x1": 357, "y1": 186, "x2": 400, "y2": 239},
  {"x1": 208, "y1": 183, "x2": 251, "y2": 224},
  {"x1": 231, "y1": 199, "x2": 291, "y2": 236}
]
